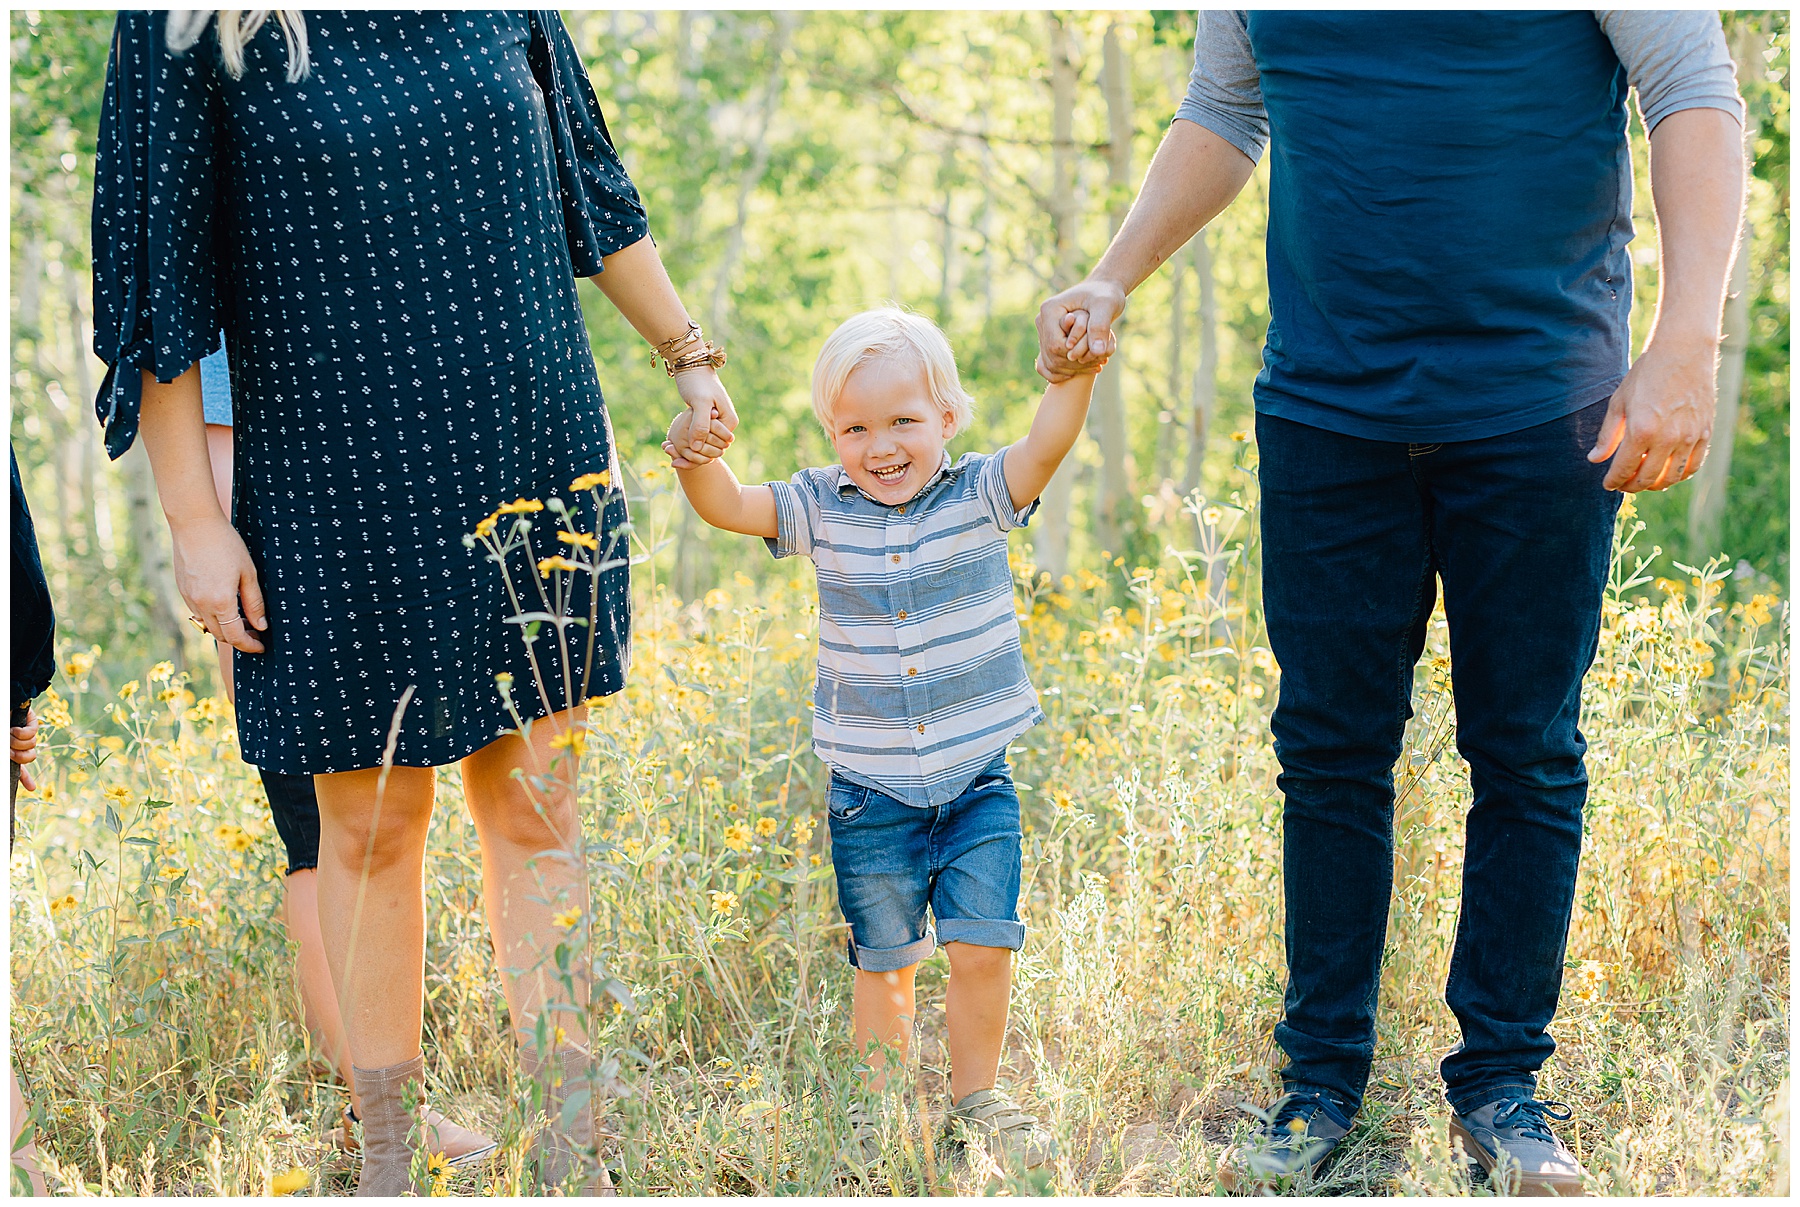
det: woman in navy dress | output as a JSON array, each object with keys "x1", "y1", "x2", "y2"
[{"x1": 92, "y1": 11, "x2": 734, "y2": 1193}]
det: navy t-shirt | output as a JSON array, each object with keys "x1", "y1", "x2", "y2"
[{"x1": 1175, "y1": 12, "x2": 1737, "y2": 443}]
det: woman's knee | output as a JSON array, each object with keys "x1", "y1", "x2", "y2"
[{"x1": 314, "y1": 769, "x2": 433, "y2": 874}]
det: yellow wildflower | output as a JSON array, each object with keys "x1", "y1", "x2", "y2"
[
  {"x1": 1230, "y1": 430, "x2": 1250, "y2": 442},
  {"x1": 148, "y1": 660, "x2": 176, "y2": 683},
  {"x1": 213, "y1": 823, "x2": 244, "y2": 848},
  {"x1": 754, "y1": 816, "x2": 778, "y2": 838},
  {"x1": 537, "y1": 555, "x2": 582, "y2": 577},
  {"x1": 49, "y1": 893, "x2": 78, "y2": 917},
  {"x1": 63, "y1": 650, "x2": 98, "y2": 678},
  {"x1": 724, "y1": 822, "x2": 752, "y2": 852},
  {"x1": 104, "y1": 784, "x2": 133, "y2": 804},
  {"x1": 570, "y1": 470, "x2": 611, "y2": 491},
  {"x1": 474, "y1": 514, "x2": 498, "y2": 539},
  {"x1": 793, "y1": 816, "x2": 815, "y2": 846},
  {"x1": 118, "y1": 680, "x2": 140, "y2": 700},
  {"x1": 496, "y1": 498, "x2": 544, "y2": 515},
  {"x1": 553, "y1": 906, "x2": 584, "y2": 931},
  {"x1": 270, "y1": 1167, "x2": 311, "y2": 1196},
  {"x1": 160, "y1": 866, "x2": 185, "y2": 880},
  {"x1": 559, "y1": 530, "x2": 599, "y2": 550},
  {"x1": 549, "y1": 728, "x2": 588, "y2": 756},
  {"x1": 494, "y1": 671, "x2": 514, "y2": 687},
  {"x1": 177, "y1": 916, "x2": 202, "y2": 930},
  {"x1": 710, "y1": 890, "x2": 738, "y2": 916}
]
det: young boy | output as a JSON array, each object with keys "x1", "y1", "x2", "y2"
[{"x1": 663, "y1": 308, "x2": 1096, "y2": 1171}]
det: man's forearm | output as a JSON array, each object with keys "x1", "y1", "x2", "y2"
[
  {"x1": 1087, "y1": 118, "x2": 1257, "y2": 295},
  {"x1": 1646, "y1": 107, "x2": 1745, "y2": 348}
]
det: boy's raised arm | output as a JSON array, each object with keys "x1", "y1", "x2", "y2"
[
  {"x1": 1000, "y1": 371, "x2": 1099, "y2": 511},
  {"x1": 666, "y1": 410, "x2": 780, "y2": 539}
]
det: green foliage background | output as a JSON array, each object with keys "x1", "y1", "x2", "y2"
[{"x1": 10, "y1": 9, "x2": 1789, "y2": 682}]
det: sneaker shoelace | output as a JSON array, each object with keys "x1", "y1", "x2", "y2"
[
  {"x1": 1490, "y1": 1097, "x2": 1573, "y2": 1144},
  {"x1": 1263, "y1": 1090, "x2": 1351, "y2": 1140}
]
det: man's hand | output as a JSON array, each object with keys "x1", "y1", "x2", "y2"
[
  {"x1": 1036, "y1": 279, "x2": 1127, "y2": 383},
  {"x1": 11, "y1": 707, "x2": 41, "y2": 793},
  {"x1": 1588, "y1": 334, "x2": 1718, "y2": 492}
]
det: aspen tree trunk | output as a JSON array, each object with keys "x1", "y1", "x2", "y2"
[
  {"x1": 937, "y1": 139, "x2": 957, "y2": 328},
  {"x1": 708, "y1": 12, "x2": 793, "y2": 341},
  {"x1": 1182, "y1": 226, "x2": 1219, "y2": 495},
  {"x1": 1035, "y1": 12, "x2": 1083, "y2": 582},
  {"x1": 63, "y1": 273, "x2": 190, "y2": 670},
  {"x1": 1158, "y1": 246, "x2": 1184, "y2": 485},
  {"x1": 1090, "y1": 19, "x2": 1135, "y2": 556},
  {"x1": 1686, "y1": 21, "x2": 1760, "y2": 558}
]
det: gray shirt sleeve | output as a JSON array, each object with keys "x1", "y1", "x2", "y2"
[
  {"x1": 1172, "y1": 10, "x2": 1268, "y2": 164},
  {"x1": 1596, "y1": 11, "x2": 1745, "y2": 132}
]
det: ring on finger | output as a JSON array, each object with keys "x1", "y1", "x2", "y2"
[{"x1": 188, "y1": 614, "x2": 209, "y2": 633}]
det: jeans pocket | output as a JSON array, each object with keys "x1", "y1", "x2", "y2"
[{"x1": 827, "y1": 780, "x2": 870, "y2": 823}]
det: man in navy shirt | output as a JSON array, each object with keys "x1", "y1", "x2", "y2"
[{"x1": 1037, "y1": 11, "x2": 1745, "y2": 1195}]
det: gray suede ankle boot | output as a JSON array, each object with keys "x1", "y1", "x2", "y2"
[
  {"x1": 351, "y1": 1054, "x2": 427, "y2": 1197},
  {"x1": 522, "y1": 1045, "x2": 614, "y2": 1196}
]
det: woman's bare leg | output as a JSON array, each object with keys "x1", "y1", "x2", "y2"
[
  {"x1": 281, "y1": 869, "x2": 360, "y2": 1110},
  {"x1": 460, "y1": 710, "x2": 590, "y2": 1045},
  {"x1": 314, "y1": 766, "x2": 437, "y2": 1068}
]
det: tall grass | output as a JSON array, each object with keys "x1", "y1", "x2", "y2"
[{"x1": 9, "y1": 455, "x2": 1788, "y2": 1196}]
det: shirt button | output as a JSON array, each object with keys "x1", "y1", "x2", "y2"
[
  {"x1": 891, "y1": 554, "x2": 901, "y2": 564},
  {"x1": 896, "y1": 507, "x2": 906, "y2": 515},
  {"x1": 907, "y1": 667, "x2": 918, "y2": 676},
  {"x1": 897, "y1": 610, "x2": 907, "y2": 621},
  {"x1": 916, "y1": 723, "x2": 925, "y2": 733}
]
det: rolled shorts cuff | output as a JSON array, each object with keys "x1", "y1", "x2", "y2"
[
  {"x1": 848, "y1": 930, "x2": 938, "y2": 973},
  {"x1": 935, "y1": 917, "x2": 1025, "y2": 951}
]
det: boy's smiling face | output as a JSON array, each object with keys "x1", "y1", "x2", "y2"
[{"x1": 829, "y1": 355, "x2": 956, "y2": 506}]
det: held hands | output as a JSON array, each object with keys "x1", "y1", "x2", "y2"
[
  {"x1": 11, "y1": 707, "x2": 40, "y2": 792},
  {"x1": 1035, "y1": 278, "x2": 1128, "y2": 383},
  {"x1": 671, "y1": 366, "x2": 739, "y2": 467},
  {"x1": 663, "y1": 403, "x2": 735, "y2": 470},
  {"x1": 1588, "y1": 333, "x2": 1718, "y2": 492},
  {"x1": 168, "y1": 514, "x2": 268, "y2": 653}
]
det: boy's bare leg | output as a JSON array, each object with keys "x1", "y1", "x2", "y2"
[
  {"x1": 852, "y1": 964, "x2": 918, "y2": 1093},
  {"x1": 943, "y1": 943, "x2": 1012, "y2": 1101}
]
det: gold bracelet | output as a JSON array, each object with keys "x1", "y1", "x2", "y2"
[{"x1": 664, "y1": 342, "x2": 727, "y2": 376}]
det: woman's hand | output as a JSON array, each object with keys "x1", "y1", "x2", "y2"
[
  {"x1": 168, "y1": 514, "x2": 268, "y2": 653},
  {"x1": 673, "y1": 366, "x2": 738, "y2": 463},
  {"x1": 11, "y1": 707, "x2": 41, "y2": 792}
]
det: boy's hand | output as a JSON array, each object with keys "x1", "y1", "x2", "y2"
[
  {"x1": 664, "y1": 408, "x2": 734, "y2": 469},
  {"x1": 11, "y1": 707, "x2": 40, "y2": 792}
]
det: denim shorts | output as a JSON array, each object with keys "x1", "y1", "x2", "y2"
[{"x1": 826, "y1": 750, "x2": 1025, "y2": 973}]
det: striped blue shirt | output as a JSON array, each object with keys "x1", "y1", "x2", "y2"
[{"x1": 767, "y1": 449, "x2": 1043, "y2": 808}]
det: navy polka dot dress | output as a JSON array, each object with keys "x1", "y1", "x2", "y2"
[{"x1": 91, "y1": 11, "x2": 646, "y2": 774}]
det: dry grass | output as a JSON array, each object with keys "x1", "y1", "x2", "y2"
[{"x1": 9, "y1": 465, "x2": 1788, "y2": 1196}]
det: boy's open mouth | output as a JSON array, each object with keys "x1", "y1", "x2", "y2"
[{"x1": 870, "y1": 463, "x2": 909, "y2": 484}]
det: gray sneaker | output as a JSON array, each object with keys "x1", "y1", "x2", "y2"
[
  {"x1": 1216, "y1": 1089, "x2": 1355, "y2": 1193},
  {"x1": 836, "y1": 1104, "x2": 885, "y2": 1176},
  {"x1": 1449, "y1": 1096, "x2": 1586, "y2": 1197},
  {"x1": 945, "y1": 1087, "x2": 1057, "y2": 1169}
]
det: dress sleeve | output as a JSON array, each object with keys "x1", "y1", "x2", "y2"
[
  {"x1": 91, "y1": 11, "x2": 225, "y2": 461},
  {"x1": 526, "y1": 10, "x2": 651, "y2": 277}
]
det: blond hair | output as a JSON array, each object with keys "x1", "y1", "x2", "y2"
[
  {"x1": 811, "y1": 308, "x2": 975, "y2": 438},
  {"x1": 166, "y1": 10, "x2": 311, "y2": 82}
]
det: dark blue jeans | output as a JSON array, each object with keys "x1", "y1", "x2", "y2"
[{"x1": 1257, "y1": 399, "x2": 1620, "y2": 1117}]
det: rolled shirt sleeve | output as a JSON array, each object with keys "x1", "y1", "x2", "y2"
[
  {"x1": 763, "y1": 467, "x2": 834, "y2": 560},
  {"x1": 1597, "y1": 10, "x2": 1746, "y2": 133},
  {"x1": 1172, "y1": 10, "x2": 1269, "y2": 164}
]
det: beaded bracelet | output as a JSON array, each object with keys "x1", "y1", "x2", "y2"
[{"x1": 650, "y1": 321, "x2": 726, "y2": 376}]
